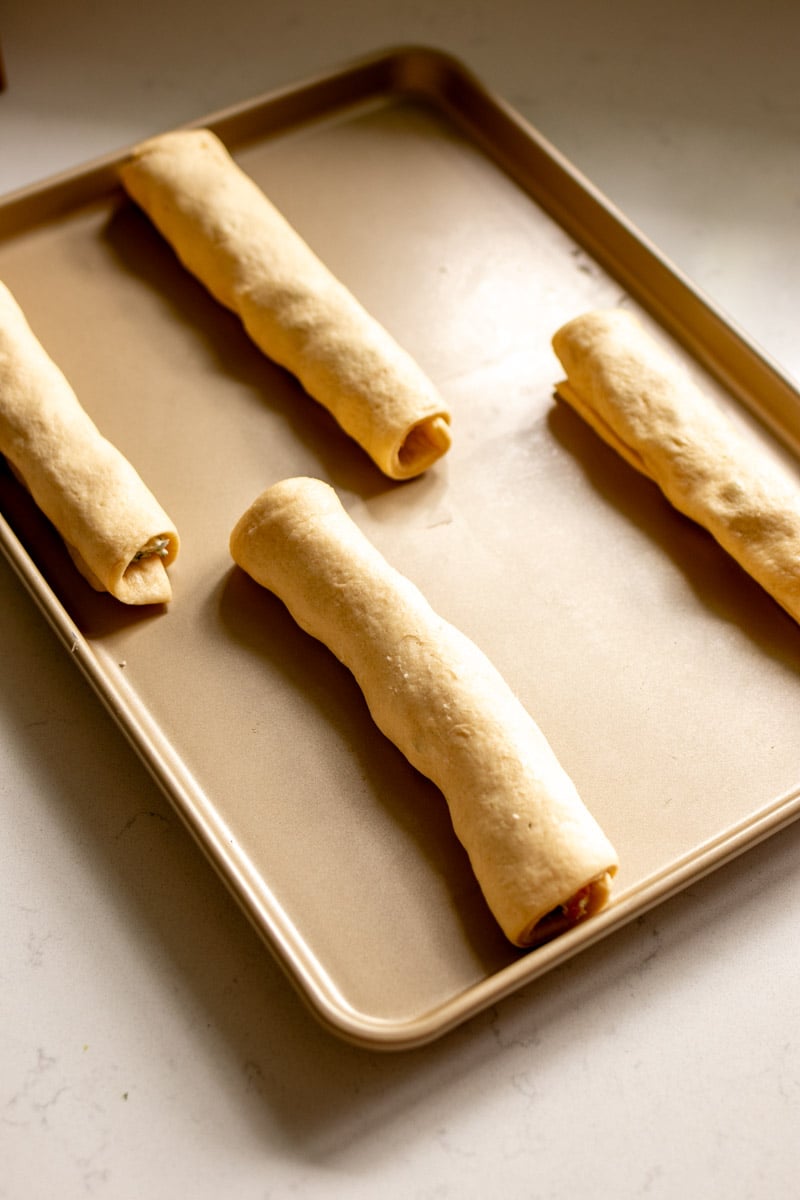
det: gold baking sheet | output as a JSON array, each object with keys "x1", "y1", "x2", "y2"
[{"x1": 2, "y1": 47, "x2": 800, "y2": 1049}]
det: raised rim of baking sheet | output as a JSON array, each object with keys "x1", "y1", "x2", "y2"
[{"x1": 2, "y1": 45, "x2": 800, "y2": 1049}]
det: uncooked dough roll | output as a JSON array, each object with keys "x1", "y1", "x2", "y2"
[
  {"x1": 119, "y1": 128, "x2": 451, "y2": 481},
  {"x1": 230, "y1": 476, "x2": 617, "y2": 947},
  {"x1": 0, "y1": 280, "x2": 179, "y2": 604},
  {"x1": 552, "y1": 307, "x2": 800, "y2": 625}
]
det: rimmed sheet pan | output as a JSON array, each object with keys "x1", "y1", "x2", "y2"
[{"x1": 2, "y1": 46, "x2": 800, "y2": 1048}]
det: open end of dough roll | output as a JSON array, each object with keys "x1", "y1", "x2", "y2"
[
  {"x1": 229, "y1": 476, "x2": 618, "y2": 948},
  {"x1": 552, "y1": 308, "x2": 800, "y2": 626},
  {"x1": 119, "y1": 128, "x2": 452, "y2": 481},
  {"x1": 393, "y1": 413, "x2": 452, "y2": 480},
  {"x1": 0, "y1": 280, "x2": 179, "y2": 605}
]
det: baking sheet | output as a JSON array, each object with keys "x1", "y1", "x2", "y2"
[{"x1": 2, "y1": 46, "x2": 800, "y2": 1049}]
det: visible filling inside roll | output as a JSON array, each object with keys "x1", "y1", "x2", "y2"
[
  {"x1": 518, "y1": 870, "x2": 614, "y2": 947},
  {"x1": 132, "y1": 535, "x2": 172, "y2": 562}
]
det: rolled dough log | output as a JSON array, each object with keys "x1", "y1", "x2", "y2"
[
  {"x1": 552, "y1": 308, "x2": 800, "y2": 625},
  {"x1": 0, "y1": 280, "x2": 178, "y2": 604},
  {"x1": 119, "y1": 128, "x2": 451, "y2": 481},
  {"x1": 230, "y1": 476, "x2": 617, "y2": 947}
]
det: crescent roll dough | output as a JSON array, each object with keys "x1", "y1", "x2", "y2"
[
  {"x1": 230, "y1": 476, "x2": 617, "y2": 947},
  {"x1": 552, "y1": 308, "x2": 800, "y2": 625},
  {"x1": 119, "y1": 128, "x2": 451, "y2": 481},
  {"x1": 0, "y1": 280, "x2": 178, "y2": 604}
]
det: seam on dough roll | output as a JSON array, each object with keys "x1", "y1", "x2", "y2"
[
  {"x1": 229, "y1": 476, "x2": 617, "y2": 948},
  {"x1": 552, "y1": 308, "x2": 800, "y2": 626},
  {"x1": 119, "y1": 128, "x2": 451, "y2": 481},
  {"x1": 0, "y1": 280, "x2": 179, "y2": 604}
]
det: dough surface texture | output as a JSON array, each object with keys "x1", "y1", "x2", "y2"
[
  {"x1": 120, "y1": 129, "x2": 451, "y2": 480},
  {"x1": 0, "y1": 280, "x2": 178, "y2": 604},
  {"x1": 230, "y1": 476, "x2": 617, "y2": 947},
  {"x1": 552, "y1": 308, "x2": 800, "y2": 625}
]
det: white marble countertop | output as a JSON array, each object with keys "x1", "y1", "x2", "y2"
[{"x1": 2, "y1": 3, "x2": 799, "y2": 1197}]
